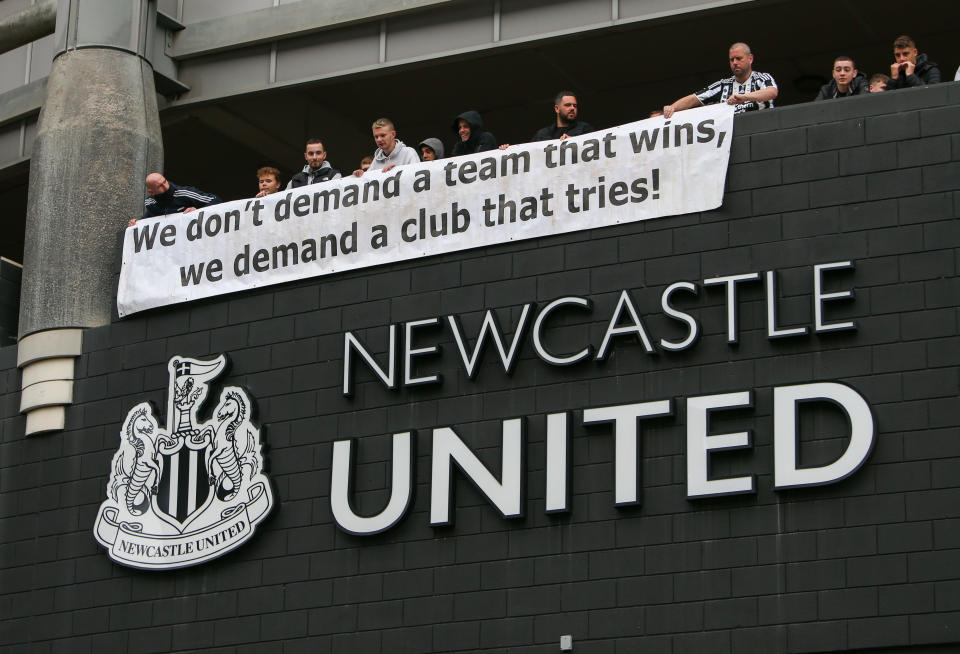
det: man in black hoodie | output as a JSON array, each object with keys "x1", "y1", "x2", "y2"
[
  {"x1": 815, "y1": 56, "x2": 868, "y2": 100},
  {"x1": 885, "y1": 35, "x2": 941, "y2": 90},
  {"x1": 450, "y1": 110, "x2": 497, "y2": 156}
]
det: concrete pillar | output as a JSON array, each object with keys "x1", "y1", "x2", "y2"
[{"x1": 18, "y1": 0, "x2": 163, "y2": 434}]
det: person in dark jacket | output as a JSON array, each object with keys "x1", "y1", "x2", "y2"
[
  {"x1": 450, "y1": 110, "x2": 497, "y2": 157},
  {"x1": 288, "y1": 138, "x2": 341, "y2": 189},
  {"x1": 815, "y1": 56, "x2": 868, "y2": 100},
  {"x1": 130, "y1": 173, "x2": 221, "y2": 225},
  {"x1": 885, "y1": 35, "x2": 941, "y2": 90},
  {"x1": 532, "y1": 91, "x2": 595, "y2": 141}
]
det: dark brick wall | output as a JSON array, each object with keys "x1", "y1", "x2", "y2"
[
  {"x1": 0, "y1": 259, "x2": 20, "y2": 348},
  {"x1": 1, "y1": 83, "x2": 959, "y2": 653}
]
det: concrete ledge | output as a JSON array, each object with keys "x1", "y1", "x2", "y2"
[
  {"x1": 17, "y1": 328, "x2": 83, "y2": 367},
  {"x1": 20, "y1": 379, "x2": 73, "y2": 412},
  {"x1": 0, "y1": 77, "x2": 46, "y2": 129},
  {"x1": 21, "y1": 357, "x2": 75, "y2": 388},
  {"x1": 17, "y1": 328, "x2": 83, "y2": 434},
  {"x1": 170, "y1": 0, "x2": 458, "y2": 59},
  {"x1": 25, "y1": 405, "x2": 65, "y2": 436}
]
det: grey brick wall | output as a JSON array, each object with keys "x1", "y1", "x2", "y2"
[{"x1": 1, "y1": 83, "x2": 959, "y2": 653}]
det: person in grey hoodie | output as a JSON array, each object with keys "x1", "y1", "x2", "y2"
[
  {"x1": 353, "y1": 117, "x2": 420, "y2": 176},
  {"x1": 418, "y1": 137, "x2": 445, "y2": 161},
  {"x1": 450, "y1": 110, "x2": 497, "y2": 157}
]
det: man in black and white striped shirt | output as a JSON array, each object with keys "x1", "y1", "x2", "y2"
[{"x1": 662, "y1": 42, "x2": 778, "y2": 118}]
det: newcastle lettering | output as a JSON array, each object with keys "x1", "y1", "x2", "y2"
[
  {"x1": 342, "y1": 261, "x2": 855, "y2": 394},
  {"x1": 115, "y1": 520, "x2": 246, "y2": 559}
]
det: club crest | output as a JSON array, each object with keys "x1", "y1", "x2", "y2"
[{"x1": 94, "y1": 355, "x2": 274, "y2": 570}]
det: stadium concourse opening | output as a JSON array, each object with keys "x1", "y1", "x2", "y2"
[
  {"x1": 155, "y1": 0, "x2": 954, "y2": 207},
  {"x1": 0, "y1": 0, "x2": 954, "y2": 266}
]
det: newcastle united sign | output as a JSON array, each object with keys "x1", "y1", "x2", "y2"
[
  {"x1": 94, "y1": 355, "x2": 274, "y2": 570},
  {"x1": 95, "y1": 258, "x2": 878, "y2": 566},
  {"x1": 329, "y1": 260, "x2": 875, "y2": 535}
]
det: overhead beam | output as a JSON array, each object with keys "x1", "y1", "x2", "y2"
[
  {"x1": 0, "y1": 77, "x2": 47, "y2": 129},
  {"x1": 168, "y1": 0, "x2": 459, "y2": 60},
  {"x1": 0, "y1": 0, "x2": 56, "y2": 55}
]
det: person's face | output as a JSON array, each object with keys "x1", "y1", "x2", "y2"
[
  {"x1": 832, "y1": 60, "x2": 857, "y2": 88},
  {"x1": 869, "y1": 80, "x2": 886, "y2": 93},
  {"x1": 258, "y1": 174, "x2": 280, "y2": 195},
  {"x1": 729, "y1": 47, "x2": 753, "y2": 79},
  {"x1": 361, "y1": 160, "x2": 372, "y2": 171},
  {"x1": 555, "y1": 96, "x2": 578, "y2": 123},
  {"x1": 304, "y1": 143, "x2": 326, "y2": 170},
  {"x1": 421, "y1": 146, "x2": 436, "y2": 161},
  {"x1": 373, "y1": 126, "x2": 396, "y2": 152},
  {"x1": 457, "y1": 119, "x2": 471, "y2": 142},
  {"x1": 894, "y1": 46, "x2": 918, "y2": 66},
  {"x1": 146, "y1": 176, "x2": 170, "y2": 196}
]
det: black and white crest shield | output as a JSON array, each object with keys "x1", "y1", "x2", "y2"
[{"x1": 93, "y1": 355, "x2": 274, "y2": 570}]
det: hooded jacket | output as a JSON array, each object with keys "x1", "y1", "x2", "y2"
[
  {"x1": 417, "y1": 137, "x2": 445, "y2": 160},
  {"x1": 814, "y1": 71, "x2": 869, "y2": 101},
  {"x1": 884, "y1": 53, "x2": 941, "y2": 90},
  {"x1": 142, "y1": 181, "x2": 221, "y2": 218},
  {"x1": 288, "y1": 160, "x2": 341, "y2": 189},
  {"x1": 450, "y1": 110, "x2": 497, "y2": 157},
  {"x1": 368, "y1": 138, "x2": 420, "y2": 172}
]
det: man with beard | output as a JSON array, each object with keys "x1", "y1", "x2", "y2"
[
  {"x1": 287, "y1": 138, "x2": 341, "y2": 189},
  {"x1": 884, "y1": 35, "x2": 941, "y2": 90},
  {"x1": 532, "y1": 91, "x2": 595, "y2": 141},
  {"x1": 129, "y1": 173, "x2": 221, "y2": 226},
  {"x1": 662, "y1": 42, "x2": 777, "y2": 118}
]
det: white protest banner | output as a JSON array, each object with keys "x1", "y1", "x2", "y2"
[{"x1": 118, "y1": 104, "x2": 734, "y2": 317}]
